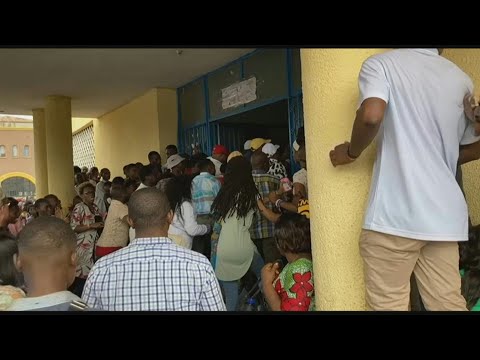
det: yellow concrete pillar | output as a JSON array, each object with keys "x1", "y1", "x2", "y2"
[
  {"x1": 32, "y1": 108, "x2": 48, "y2": 197},
  {"x1": 301, "y1": 49, "x2": 386, "y2": 310},
  {"x1": 45, "y1": 96, "x2": 75, "y2": 208},
  {"x1": 443, "y1": 49, "x2": 480, "y2": 225}
]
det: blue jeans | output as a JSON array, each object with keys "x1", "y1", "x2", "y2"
[{"x1": 220, "y1": 252, "x2": 264, "y2": 311}]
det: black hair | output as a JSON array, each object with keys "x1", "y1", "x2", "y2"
[
  {"x1": 74, "y1": 166, "x2": 81, "y2": 175},
  {"x1": 220, "y1": 163, "x2": 226, "y2": 175},
  {"x1": 110, "y1": 184, "x2": 127, "y2": 203},
  {"x1": 111, "y1": 177, "x2": 125, "y2": 186},
  {"x1": 0, "y1": 235, "x2": 22, "y2": 287},
  {"x1": 274, "y1": 212, "x2": 311, "y2": 254},
  {"x1": 250, "y1": 150, "x2": 269, "y2": 171},
  {"x1": 163, "y1": 175, "x2": 192, "y2": 223},
  {"x1": 124, "y1": 178, "x2": 138, "y2": 191},
  {"x1": 166, "y1": 144, "x2": 178, "y2": 152},
  {"x1": 126, "y1": 164, "x2": 136, "y2": 172},
  {"x1": 18, "y1": 217, "x2": 77, "y2": 255},
  {"x1": 148, "y1": 151, "x2": 161, "y2": 159},
  {"x1": 196, "y1": 159, "x2": 214, "y2": 172},
  {"x1": 7, "y1": 197, "x2": 19, "y2": 208},
  {"x1": 77, "y1": 182, "x2": 95, "y2": 195},
  {"x1": 44, "y1": 194, "x2": 59, "y2": 202},
  {"x1": 34, "y1": 198, "x2": 50, "y2": 210},
  {"x1": 211, "y1": 156, "x2": 258, "y2": 221},
  {"x1": 140, "y1": 164, "x2": 155, "y2": 182},
  {"x1": 128, "y1": 188, "x2": 171, "y2": 231}
]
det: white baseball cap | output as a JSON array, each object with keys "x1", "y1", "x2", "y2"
[
  {"x1": 166, "y1": 154, "x2": 185, "y2": 170},
  {"x1": 244, "y1": 140, "x2": 252, "y2": 151},
  {"x1": 262, "y1": 143, "x2": 280, "y2": 157}
]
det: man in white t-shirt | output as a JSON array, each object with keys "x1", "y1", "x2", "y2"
[{"x1": 330, "y1": 49, "x2": 480, "y2": 311}]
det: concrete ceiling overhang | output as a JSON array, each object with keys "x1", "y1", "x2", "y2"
[{"x1": 0, "y1": 48, "x2": 254, "y2": 118}]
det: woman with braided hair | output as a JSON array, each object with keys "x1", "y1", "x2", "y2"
[{"x1": 210, "y1": 156, "x2": 264, "y2": 311}]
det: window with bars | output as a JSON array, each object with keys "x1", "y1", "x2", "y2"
[{"x1": 72, "y1": 125, "x2": 95, "y2": 169}]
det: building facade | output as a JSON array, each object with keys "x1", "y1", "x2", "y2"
[{"x1": 0, "y1": 116, "x2": 36, "y2": 201}]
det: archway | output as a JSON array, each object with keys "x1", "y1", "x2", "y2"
[{"x1": 0, "y1": 172, "x2": 36, "y2": 200}]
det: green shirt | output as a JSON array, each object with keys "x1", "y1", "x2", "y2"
[{"x1": 273, "y1": 258, "x2": 315, "y2": 311}]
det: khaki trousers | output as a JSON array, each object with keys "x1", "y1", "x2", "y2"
[{"x1": 359, "y1": 229, "x2": 467, "y2": 311}]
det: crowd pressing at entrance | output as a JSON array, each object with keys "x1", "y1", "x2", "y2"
[
  {"x1": 1, "y1": 49, "x2": 480, "y2": 312},
  {"x1": 0, "y1": 129, "x2": 313, "y2": 311}
]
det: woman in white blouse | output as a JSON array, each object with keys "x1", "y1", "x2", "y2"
[{"x1": 164, "y1": 176, "x2": 210, "y2": 250}]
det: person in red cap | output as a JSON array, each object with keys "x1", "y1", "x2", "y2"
[{"x1": 208, "y1": 145, "x2": 229, "y2": 177}]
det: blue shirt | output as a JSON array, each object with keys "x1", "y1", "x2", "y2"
[{"x1": 192, "y1": 172, "x2": 221, "y2": 215}]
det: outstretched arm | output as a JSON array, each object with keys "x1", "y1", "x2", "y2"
[{"x1": 330, "y1": 97, "x2": 387, "y2": 167}]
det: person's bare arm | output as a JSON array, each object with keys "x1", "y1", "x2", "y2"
[
  {"x1": 257, "y1": 199, "x2": 281, "y2": 223},
  {"x1": 459, "y1": 141, "x2": 480, "y2": 165},
  {"x1": 330, "y1": 97, "x2": 387, "y2": 167},
  {"x1": 261, "y1": 263, "x2": 282, "y2": 311},
  {"x1": 266, "y1": 192, "x2": 299, "y2": 214}
]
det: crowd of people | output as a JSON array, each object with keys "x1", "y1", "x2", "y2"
[
  {"x1": 1, "y1": 48, "x2": 480, "y2": 312},
  {"x1": 0, "y1": 132, "x2": 313, "y2": 311}
]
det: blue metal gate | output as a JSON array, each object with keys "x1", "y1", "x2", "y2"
[{"x1": 178, "y1": 49, "x2": 304, "y2": 169}]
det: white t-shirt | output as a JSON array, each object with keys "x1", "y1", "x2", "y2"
[
  {"x1": 360, "y1": 48, "x2": 479, "y2": 241},
  {"x1": 293, "y1": 168, "x2": 308, "y2": 197},
  {"x1": 168, "y1": 201, "x2": 209, "y2": 249}
]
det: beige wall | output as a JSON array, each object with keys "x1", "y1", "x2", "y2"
[
  {"x1": 72, "y1": 117, "x2": 95, "y2": 134},
  {"x1": 301, "y1": 49, "x2": 387, "y2": 310},
  {"x1": 0, "y1": 129, "x2": 35, "y2": 179},
  {"x1": 157, "y1": 88, "x2": 178, "y2": 159},
  {"x1": 443, "y1": 49, "x2": 480, "y2": 225},
  {"x1": 94, "y1": 88, "x2": 177, "y2": 178}
]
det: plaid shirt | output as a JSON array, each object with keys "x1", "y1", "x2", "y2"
[
  {"x1": 192, "y1": 172, "x2": 221, "y2": 215},
  {"x1": 82, "y1": 237, "x2": 226, "y2": 311},
  {"x1": 251, "y1": 171, "x2": 280, "y2": 239}
]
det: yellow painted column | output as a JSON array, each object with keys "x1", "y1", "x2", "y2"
[
  {"x1": 32, "y1": 108, "x2": 48, "y2": 197},
  {"x1": 45, "y1": 96, "x2": 75, "y2": 208},
  {"x1": 301, "y1": 49, "x2": 386, "y2": 310},
  {"x1": 443, "y1": 49, "x2": 480, "y2": 225}
]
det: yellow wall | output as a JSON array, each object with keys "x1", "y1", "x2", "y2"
[
  {"x1": 443, "y1": 49, "x2": 480, "y2": 225},
  {"x1": 94, "y1": 89, "x2": 178, "y2": 178},
  {"x1": 301, "y1": 49, "x2": 386, "y2": 310},
  {"x1": 72, "y1": 117, "x2": 95, "y2": 134},
  {"x1": 157, "y1": 88, "x2": 178, "y2": 159}
]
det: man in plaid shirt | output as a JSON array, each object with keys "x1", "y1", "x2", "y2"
[
  {"x1": 82, "y1": 188, "x2": 226, "y2": 311},
  {"x1": 250, "y1": 150, "x2": 281, "y2": 263}
]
